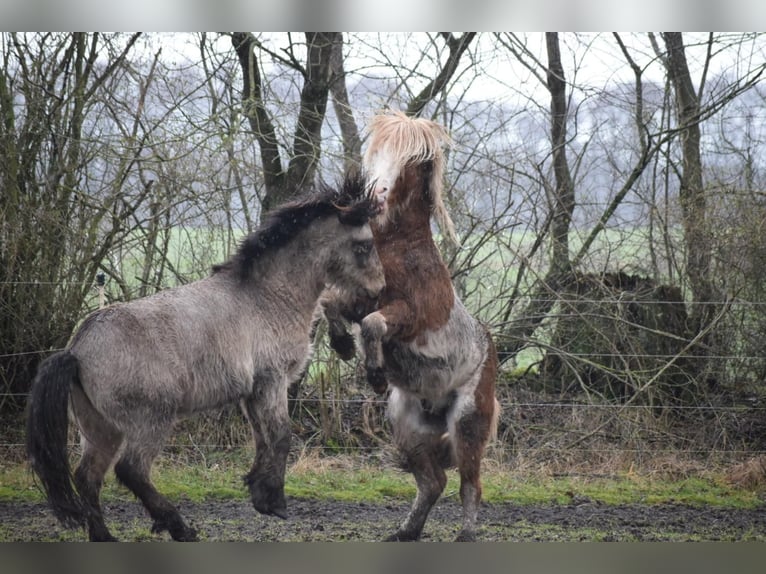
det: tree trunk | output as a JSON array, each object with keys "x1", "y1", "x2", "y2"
[
  {"x1": 231, "y1": 32, "x2": 285, "y2": 211},
  {"x1": 329, "y1": 34, "x2": 363, "y2": 173},
  {"x1": 496, "y1": 32, "x2": 575, "y2": 363},
  {"x1": 546, "y1": 32, "x2": 575, "y2": 277},
  {"x1": 662, "y1": 32, "x2": 719, "y2": 384},
  {"x1": 284, "y1": 33, "x2": 338, "y2": 197}
]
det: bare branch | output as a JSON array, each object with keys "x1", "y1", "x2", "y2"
[{"x1": 407, "y1": 32, "x2": 476, "y2": 117}]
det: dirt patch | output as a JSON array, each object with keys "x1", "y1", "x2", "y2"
[{"x1": 2, "y1": 497, "x2": 765, "y2": 542}]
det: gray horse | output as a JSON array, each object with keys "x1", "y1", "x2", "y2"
[{"x1": 26, "y1": 174, "x2": 385, "y2": 542}]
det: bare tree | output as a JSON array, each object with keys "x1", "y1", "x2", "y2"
[
  {"x1": 493, "y1": 32, "x2": 576, "y2": 363},
  {"x1": 230, "y1": 32, "x2": 339, "y2": 213},
  {"x1": 406, "y1": 33, "x2": 477, "y2": 117},
  {"x1": 660, "y1": 33, "x2": 719, "y2": 369},
  {"x1": 5, "y1": 30, "x2": 766, "y2": 432},
  {"x1": 0, "y1": 33, "x2": 142, "y2": 414}
]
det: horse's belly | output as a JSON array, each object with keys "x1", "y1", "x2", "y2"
[
  {"x1": 179, "y1": 370, "x2": 249, "y2": 415},
  {"x1": 383, "y1": 338, "x2": 478, "y2": 400}
]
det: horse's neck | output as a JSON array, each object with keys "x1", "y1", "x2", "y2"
[
  {"x1": 372, "y1": 203, "x2": 455, "y2": 339},
  {"x1": 373, "y1": 226, "x2": 439, "y2": 263},
  {"x1": 246, "y1": 250, "x2": 325, "y2": 317},
  {"x1": 373, "y1": 199, "x2": 453, "y2": 286},
  {"x1": 375, "y1": 195, "x2": 435, "y2": 246}
]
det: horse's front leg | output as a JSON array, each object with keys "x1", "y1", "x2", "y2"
[
  {"x1": 241, "y1": 380, "x2": 291, "y2": 519},
  {"x1": 360, "y1": 300, "x2": 410, "y2": 394},
  {"x1": 327, "y1": 316, "x2": 357, "y2": 361},
  {"x1": 360, "y1": 311, "x2": 388, "y2": 393}
]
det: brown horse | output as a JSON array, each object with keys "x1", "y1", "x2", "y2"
[{"x1": 325, "y1": 111, "x2": 500, "y2": 541}]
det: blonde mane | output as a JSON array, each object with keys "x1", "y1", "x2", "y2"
[{"x1": 363, "y1": 110, "x2": 457, "y2": 244}]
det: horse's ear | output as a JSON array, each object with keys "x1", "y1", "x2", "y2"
[
  {"x1": 340, "y1": 169, "x2": 375, "y2": 206},
  {"x1": 345, "y1": 167, "x2": 367, "y2": 200},
  {"x1": 333, "y1": 169, "x2": 378, "y2": 226}
]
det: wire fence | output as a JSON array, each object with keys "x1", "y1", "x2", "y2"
[
  {"x1": 3, "y1": 278, "x2": 766, "y2": 476},
  {"x1": 3, "y1": 390, "x2": 766, "y2": 471}
]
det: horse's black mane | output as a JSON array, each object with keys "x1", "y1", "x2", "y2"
[{"x1": 213, "y1": 172, "x2": 376, "y2": 280}]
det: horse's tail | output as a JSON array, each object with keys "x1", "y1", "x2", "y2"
[
  {"x1": 484, "y1": 330, "x2": 501, "y2": 444},
  {"x1": 26, "y1": 350, "x2": 85, "y2": 529},
  {"x1": 488, "y1": 396, "x2": 501, "y2": 443}
]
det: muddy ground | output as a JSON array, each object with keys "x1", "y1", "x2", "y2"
[{"x1": 3, "y1": 496, "x2": 766, "y2": 542}]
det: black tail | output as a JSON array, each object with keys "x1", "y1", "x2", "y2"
[{"x1": 25, "y1": 350, "x2": 85, "y2": 529}]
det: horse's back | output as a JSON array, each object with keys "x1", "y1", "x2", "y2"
[{"x1": 68, "y1": 279, "x2": 260, "y2": 420}]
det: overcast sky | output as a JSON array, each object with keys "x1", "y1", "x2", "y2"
[
  {"x1": 3, "y1": 1, "x2": 766, "y2": 33},
  {"x1": 150, "y1": 32, "x2": 766, "y2": 112}
]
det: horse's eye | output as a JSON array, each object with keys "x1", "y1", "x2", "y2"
[{"x1": 353, "y1": 241, "x2": 372, "y2": 256}]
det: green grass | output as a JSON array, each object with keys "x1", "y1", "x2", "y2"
[
  {"x1": 285, "y1": 464, "x2": 416, "y2": 503},
  {"x1": 2, "y1": 455, "x2": 761, "y2": 509},
  {"x1": 480, "y1": 472, "x2": 760, "y2": 508}
]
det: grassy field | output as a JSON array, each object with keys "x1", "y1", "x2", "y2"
[
  {"x1": 2, "y1": 449, "x2": 761, "y2": 509},
  {"x1": 3, "y1": 449, "x2": 765, "y2": 541}
]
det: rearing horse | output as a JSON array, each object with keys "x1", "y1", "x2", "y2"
[{"x1": 326, "y1": 111, "x2": 500, "y2": 541}]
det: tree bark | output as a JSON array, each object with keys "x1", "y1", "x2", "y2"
[
  {"x1": 284, "y1": 33, "x2": 338, "y2": 198},
  {"x1": 545, "y1": 32, "x2": 575, "y2": 277},
  {"x1": 231, "y1": 32, "x2": 285, "y2": 211},
  {"x1": 662, "y1": 33, "x2": 713, "y2": 306}
]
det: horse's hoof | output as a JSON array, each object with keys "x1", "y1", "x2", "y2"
[
  {"x1": 173, "y1": 528, "x2": 199, "y2": 542},
  {"x1": 90, "y1": 533, "x2": 119, "y2": 542},
  {"x1": 246, "y1": 474, "x2": 288, "y2": 519},
  {"x1": 152, "y1": 518, "x2": 199, "y2": 542},
  {"x1": 383, "y1": 530, "x2": 420, "y2": 542},
  {"x1": 268, "y1": 505, "x2": 288, "y2": 520},
  {"x1": 366, "y1": 367, "x2": 388, "y2": 394},
  {"x1": 251, "y1": 495, "x2": 288, "y2": 520},
  {"x1": 330, "y1": 332, "x2": 356, "y2": 361}
]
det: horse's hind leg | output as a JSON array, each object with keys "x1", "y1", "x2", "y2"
[
  {"x1": 114, "y1": 439, "x2": 198, "y2": 541},
  {"x1": 450, "y1": 355, "x2": 498, "y2": 541},
  {"x1": 385, "y1": 389, "x2": 448, "y2": 542},
  {"x1": 451, "y1": 410, "x2": 489, "y2": 542},
  {"x1": 389, "y1": 451, "x2": 447, "y2": 542},
  {"x1": 71, "y1": 385, "x2": 122, "y2": 541},
  {"x1": 74, "y1": 441, "x2": 120, "y2": 541}
]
